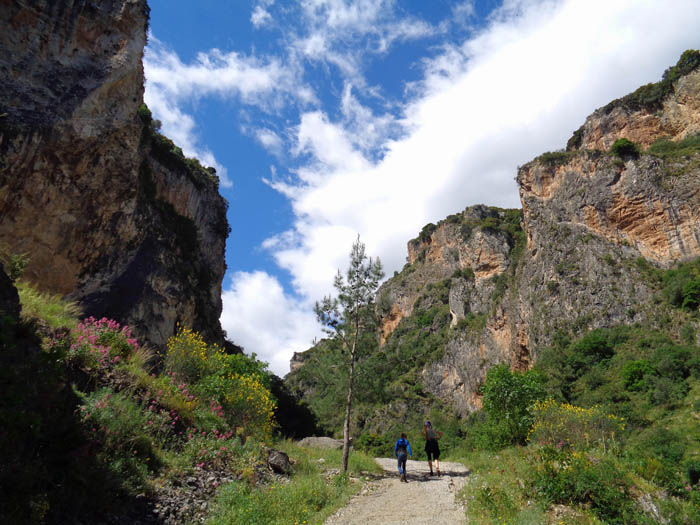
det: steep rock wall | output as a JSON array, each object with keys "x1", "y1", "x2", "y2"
[{"x1": 0, "y1": 0, "x2": 230, "y2": 347}]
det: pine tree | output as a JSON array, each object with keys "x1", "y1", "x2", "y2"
[{"x1": 314, "y1": 235, "x2": 384, "y2": 472}]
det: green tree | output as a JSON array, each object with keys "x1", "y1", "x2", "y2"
[
  {"x1": 315, "y1": 236, "x2": 384, "y2": 472},
  {"x1": 481, "y1": 364, "x2": 546, "y2": 446}
]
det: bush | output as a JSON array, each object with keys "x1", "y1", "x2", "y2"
[
  {"x1": 621, "y1": 360, "x2": 655, "y2": 391},
  {"x1": 528, "y1": 399, "x2": 625, "y2": 451},
  {"x1": 682, "y1": 278, "x2": 700, "y2": 310},
  {"x1": 77, "y1": 388, "x2": 160, "y2": 491},
  {"x1": 566, "y1": 329, "x2": 617, "y2": 377},
  {"x1": 165, "y1": 326, "x2": 216, "y2": 383},
  {"x1": 662, "y1": 257, "x2": 700, "y2": 309},
  {"x1": 647, "y1": 132, "x2": 700, "y2": 159},
  {"x1": 481, "y1": 365, "x2": 547, "y2": 446},
  {"x1": 611, "y1": 138, "x2": 640, "y2": 158},
  {"x1": 529, "y1": 447, "x2": 638, "y2": 524},
  {"x1": 67, "y1": 317, "x2": 140, "y2": 371},
  {"x1": 197, "y1": 372, "x2": 276, "y2": 440},
  {"x1": 355, "y1": 432, "x2": 393, "y2": 457}
]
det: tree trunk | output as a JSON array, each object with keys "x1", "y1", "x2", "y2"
[{"x1": 341, "y1": 337, "x2": 357, "y2": 472}]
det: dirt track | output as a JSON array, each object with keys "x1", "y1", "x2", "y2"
[{"x1": 325, "y1": 458, "x2": 470, "y2": 525}]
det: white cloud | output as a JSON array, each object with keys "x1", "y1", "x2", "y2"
[
  {"x1": 288, "y1": 0, "x2": 439, "y2": 84},
  {"x1": 254, "y1": 128, "x2": 284, "y2": 156},
  {"x1": 251, "y1": 5, "x2": 272, "y2": 28},
  {"x1": 143, "y1": 35, "x2": 315, "y2": 190},
  {"x1": 220, "y1": 271, "x2": 321, "y2": 377}
]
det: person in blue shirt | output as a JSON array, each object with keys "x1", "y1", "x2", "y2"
[{"x1": 394, "y1": 432, "x2": 413, "y2": 482}]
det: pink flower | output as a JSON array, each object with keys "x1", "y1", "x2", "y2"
[{"x1": 212, "y1": 481, "x2": 219, "y2": 488}]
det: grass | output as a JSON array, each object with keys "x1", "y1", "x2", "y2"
[
  {"x1": 457, "y1": 448, "x2": 550, "y2": 524},
  {"x1": 206, "y1": 443, "x2": 380, "y2": 525},
  {"x1": 16, "y1": 280, "x2": 81, "y2": 329}
]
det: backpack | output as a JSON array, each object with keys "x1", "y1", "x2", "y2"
[{"x1": 396, "y1": 438, "x2": 408, "y2": 454}]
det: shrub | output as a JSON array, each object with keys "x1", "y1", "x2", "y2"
[
  {"x1": 197, "y1": 372, "x2": 276, "y2": 440},
  {"x1": 566, "y1": 329, "x2": 616, "y2": 377},
  {"x1": 611, "y1": 138, "x2": 640, "y2": 158},
  {"x1": 647, "y1": 132, "x2": 700, "y2": 159},
  {"x1": 354, "y1": 432, "x2": 393, "y2": 457},
  {"x1": 481, "y1": 365, "x2": 547, "y2": 446},
  {"x1": 67, "y1": 317, "x2": 140, "y2": 371},
  {"x1": 164, "y1": 326, "x2": 216, "y2": 383},
  {"x1": 136, "y1": 103, "x2": 152, "y2": 125},
  {"x1": 603, "y1": 50, "x2": 700, "y2": 113},
  {"x1": 621, "y1": 360, "x2": 655, "y2": 391},
  {"x1": 528, "y1": 399, "x2": 625, "y2": 452},
  {"x1": 647, "y1": 376, "x2": 689, "y2": 406},
  {"x1": 681, "y1": 278, "x2": 700, "y2": 310},
  {"x1": 529, "y1": 447, "x2": 638, "y2": 524},
  {"x1": 77, "y1": 388, "x2": 160, "y2": 491},
  {"x1": 662, "y1": 257, "x2": 700, "y2": 308}
]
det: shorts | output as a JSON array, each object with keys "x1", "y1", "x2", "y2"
[{"x1": 425, "y1": 439, "x2": 440, "y2": 460}]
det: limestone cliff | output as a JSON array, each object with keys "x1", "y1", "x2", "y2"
[
  {"x1": 0, "y1": 0, "x2": 230, "y2": 347},
  {"x1": 287, "y1": 51, "x2": 700, "y2": 423}
]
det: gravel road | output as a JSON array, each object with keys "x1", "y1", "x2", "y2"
[{"x1": 325, "y1": 458, "x2": 470, "y2": 525}]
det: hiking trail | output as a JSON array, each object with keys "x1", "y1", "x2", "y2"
[{"x1": 325, "y1": 458, "x2": 470, "y2": 525}]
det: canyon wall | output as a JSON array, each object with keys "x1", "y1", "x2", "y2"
[{"x1": 0, "y1": 0, "x2": 230, "y2": 347}]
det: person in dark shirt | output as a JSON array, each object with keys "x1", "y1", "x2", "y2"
[
  {"x1": 421, "y1": 421, "x2": 443, "y2": 476},
  {"x1": 394, "y1": 432, "x2": 413, "y2": 482}
]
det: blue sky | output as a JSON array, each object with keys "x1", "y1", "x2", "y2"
[{"x1": 144, "y1": 0, "x2": 700, "y2": 376}]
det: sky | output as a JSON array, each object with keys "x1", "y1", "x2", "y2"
[{"x1": 144, "y1": 0, "x2": 700, "y2": 377}]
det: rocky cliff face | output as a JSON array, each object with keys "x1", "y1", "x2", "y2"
[
  {"x1": 288, "y1": 51, "x2": 700, "y2": 423},
  {"x1": 0, "y1": 0, "x2": 230, "y2": 347}
]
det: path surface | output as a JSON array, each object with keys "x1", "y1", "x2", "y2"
[{"x1": 325, "y1": 458, "x2": 470, "y2": 525}]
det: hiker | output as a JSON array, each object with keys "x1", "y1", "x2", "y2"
[
  {"x1": 394, "y1": 432, "x2": 413, "y2": 482},
  {"x1": 421, "y1": 421, "x2": 443, "y2": 476}
]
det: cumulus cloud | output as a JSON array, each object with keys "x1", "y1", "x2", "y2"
[{"x1": 220, "y1": 271, "x2": 321, "y2": 377}]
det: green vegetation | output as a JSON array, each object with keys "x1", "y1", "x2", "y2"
[
  {"x1": 566, "y1": 124, "x2": 585, "y2": 151},
  {"x1": 15, "y1": 280, "x2": 82, "y2": 330},
  {"x1": 207, "y1": 443, "x2": 380, "y2": 525},
  {"x1": 611, "y1": 138, "x2": 640, "y2": 158},
  {"x1": 314, "y1": 236, "x2": 384, "y2": 472},
  {"x1": 647, "y1": 132, "x2": 700, "y2": 159},
  {"x1": 450, "y1": 256, "x2": 700, "y2": 523},
  {"x1": 534, "y1": 150, "x2": 574, "y2": 166},
  {"x1": 603, "y1": 49, "x2": 700, "y2": 114},
  {"x1": 1, "y1": 280, "x2": 350, "y2": 524},
  {"x1": 138, "y1": 103, "x2": 220, "y2": 189}
]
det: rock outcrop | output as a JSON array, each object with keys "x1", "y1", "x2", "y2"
[
  {"x1": 0, "y1": 0, "x2": 230, "y2": 347},
  {"x1": 288, "y1": 51, "x2": 700, "y2": 421}
]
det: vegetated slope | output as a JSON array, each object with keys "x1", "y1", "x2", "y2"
[
  {"x1": 286, "y1": 51, "x2": 700, "y2": 444},
  {"x1": 0, "y1": 261, "x2": 320, "y2": 523},
  {"x1": 0, "y1": 0, "x2": 230, "y2": 349}
]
